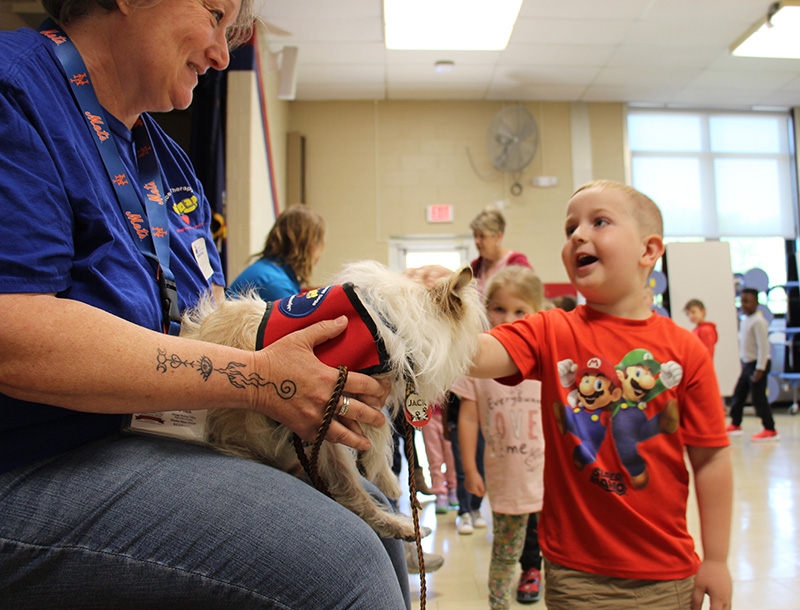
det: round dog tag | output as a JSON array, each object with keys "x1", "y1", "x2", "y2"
[{"x1": 404, "y1": 381, "x2": 430, "y2": 427}]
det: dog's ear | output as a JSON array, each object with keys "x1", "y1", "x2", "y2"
[{"x1": 449, "y1": 266, "x2": 473, "y2": 295}]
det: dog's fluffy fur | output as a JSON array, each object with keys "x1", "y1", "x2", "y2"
[{"x1": 180, "y1": 260, "x2": 486, "y2": 539}]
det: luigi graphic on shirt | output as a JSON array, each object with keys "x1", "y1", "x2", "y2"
[{"x1": 611, "y1": 349, "x2": 682, "y2": 489}]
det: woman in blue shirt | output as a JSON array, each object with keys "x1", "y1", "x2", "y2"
[
  {"x1": 230, "y1": 204, "x2": 326, "y2": 301},
  {"x1": 0, "y1": 1, "x2": 407, "y2": 607}
]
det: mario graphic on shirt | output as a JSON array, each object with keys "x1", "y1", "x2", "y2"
[
  {"x1": 554, "y1": 356, "x2": 622, "y2": 471},
  {"x1": 611, "y1": 349, "x2": 682, "y2": 489}
]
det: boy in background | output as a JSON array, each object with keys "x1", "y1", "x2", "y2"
[
  {"x1": 468, "y1": 180, "x2": 733, "y2": 609},
  {"x1": 684, "y1": 298, "x2": 718, "y2": 358},
  {"x1": 726, "y1": 288, "x2": 777, "y2": 441}
]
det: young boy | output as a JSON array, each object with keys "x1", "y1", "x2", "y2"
[
  {"x1": 684, "y1": 298, "x2": 718, "y2": 358},
  {"x1": 469, "y1": 180, "x2": 733, "y2": 609}
]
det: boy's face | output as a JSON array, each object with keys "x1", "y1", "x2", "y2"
[
  {"x1": 561, "y1": 188, "x2": 660, "y2": 310},
  {"x1": 487, "y1": 287, "x2": 536, "y2": 328},
  {"x1": 740, "y1": 292, "x2": 759, "y2": 315},
  {"x1": 685, "y1": 305, "x2": 705, "y2": 325}
]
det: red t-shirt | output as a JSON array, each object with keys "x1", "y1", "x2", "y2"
[
  {"x1": 693, "y1": 321, "x2": 718, "y2": 358},
  {"x1": 490, "y1": 305, "x2": 729, "y2": 580}
]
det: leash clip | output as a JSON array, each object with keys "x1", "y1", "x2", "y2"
[{"x1": 158, "y1": 270, "x2": 181, "y2": 328}]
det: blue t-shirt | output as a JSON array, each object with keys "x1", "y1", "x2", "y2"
[
  {"x1": 0, "y1": 27, "x2": 225, "y2": 473},
  {"x1": 228, "y1": 257, "x2": 301, "y2": 302}
]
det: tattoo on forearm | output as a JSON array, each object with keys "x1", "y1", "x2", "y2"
[{"x1": 156, "y1": 348, "x2": 297, "y2": 399}]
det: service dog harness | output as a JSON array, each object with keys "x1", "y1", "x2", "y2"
[{"x1": 256, "y1": 283, "x2": 431, "y2": 427}]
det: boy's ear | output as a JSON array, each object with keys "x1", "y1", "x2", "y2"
[{"x1": 639, "y1": 234, "x2": 664, "y2": 269}]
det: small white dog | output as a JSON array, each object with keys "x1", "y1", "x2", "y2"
[{"x1": 180, "y1": 260, "x2": 485, "y2": 540}]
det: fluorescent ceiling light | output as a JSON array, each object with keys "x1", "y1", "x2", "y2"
[
  {"x1": 384, "y1": 0, "x2": 523, "y2": 51},
  {"x1": 731, "y1": 1, "x2": 800, "y2": 59}
]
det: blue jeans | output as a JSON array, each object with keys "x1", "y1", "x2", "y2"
[
  {"x1": 0, "y1": 434, "x2": 410, "y2": 609},
  {"x1": 447, "y1": 420, "x2": 484, "y2": 515}
]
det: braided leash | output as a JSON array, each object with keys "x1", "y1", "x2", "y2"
[
  {"x1": 404, "y1": 417, "x2": 427, "y2": 610},
  {"x1": 292, "y1": 365, "x2": 348, "y2": 497},
  {"x1": 293, "y1": 366, "x2": 427, "y2": 609}
]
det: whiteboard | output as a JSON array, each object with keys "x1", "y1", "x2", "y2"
[{"x1": 666, "y1": 242, "x2": 740, "y2": 396}]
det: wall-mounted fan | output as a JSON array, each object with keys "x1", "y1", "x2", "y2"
[{"x1": 486, "y1": 105, "x2": 539, "y2": 194}]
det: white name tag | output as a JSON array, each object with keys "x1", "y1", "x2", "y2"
[
  {"x1": 124, "y1": 410, "x2": 208, "y2": 443},
  {"x1": 192, "y1": 237, "x2": 214, "y2": 280}
]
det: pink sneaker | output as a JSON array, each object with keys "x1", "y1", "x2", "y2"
[
  {"x1": 751, "y1": 429, "x2": 779, "y2": 442},
  {"x1": 725, "y1": 424, "x2": 742, "y2": 435}
]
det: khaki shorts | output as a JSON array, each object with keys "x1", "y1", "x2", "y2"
[{"x1": 544, "y1": 559, "x2": 695, "y2": 610}]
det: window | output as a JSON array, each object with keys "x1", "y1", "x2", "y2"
[
  {"x1": 388, "y1": 235, "x2": 476, "y2": 273},
  {"x1": 629, "y1": 109, "x2": 797, "y2": 314},
  {"x1": 628, "y1": 109, "x2": 796, "y2": 239}
]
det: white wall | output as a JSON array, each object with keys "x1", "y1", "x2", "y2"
[{"x1": 666, "y1": 241, "x2": 740, "y2": 396}]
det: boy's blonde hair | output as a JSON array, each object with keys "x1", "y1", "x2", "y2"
[
  {"x1": 469, "y1": 206, "x2": 506, "y2": 235},
  {"x1": 485, "y1": 266, "x2": 544, "y2": 313},
  {"x1": 573, "y1": 180, "x2": 663, "y2": 238}
]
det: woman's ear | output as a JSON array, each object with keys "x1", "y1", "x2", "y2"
[
  {"x1": 116, "y1": 0, "x2": 134, "y2": 16},
  {"x1": 639, "y1": 234, "x2": 665, "y2": 268}
]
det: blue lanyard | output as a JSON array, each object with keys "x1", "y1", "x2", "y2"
[{"x1": 39, "y1": 19, "x2": 181, "y2": 335}]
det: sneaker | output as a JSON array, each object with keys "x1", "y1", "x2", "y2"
[
  {"x1": 725, "y1": 423, "x2": 742, "y2": 435},
  {"x1": 456, "y1": 512, "x2": 474, "y2": 535},
  {"x1": 448, "y1": 488, "x2": 459, "y2": 508},
  {"x1": 516, "y1": 567, "x2": 541, "y2": 604},
  {"x1": 405, "y1": 542, "x2": 444, "y2": 574},
  {"x1": 435, "y1": 494, "x2": 450, "y2": 514},
  {"x1": 751, "y1": 429, "x2": 780, "y2": 442},
  {"x1": 471, "y1": 511, "x2": 488, "y2": 529}
]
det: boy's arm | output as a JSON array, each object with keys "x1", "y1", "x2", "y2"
[
  {"x1": 468, "y1": 333, "x2": 520, "y2": 379},
  {"x1": 686, "y1": 445, "x2": 733, "y2": 610},
  {"x1": 753, "y1": 318, "x2": 771, "y2": 378},
  {"x1": 457, "y1": 395, "x2": 485, "y2": 497}
]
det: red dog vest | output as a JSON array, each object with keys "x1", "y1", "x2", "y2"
[{"x1": 255, "y1": 284, "x2": 430, "y2": 427}]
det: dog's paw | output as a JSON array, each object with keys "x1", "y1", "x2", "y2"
[
  {"x1": 374, "y1": 473, "x2": 403, "y2": 500},
  {"x1": 387, "y1": 516, "x2": 418, "y2": 542}
]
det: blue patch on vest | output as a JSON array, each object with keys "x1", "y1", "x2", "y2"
[{"x1": 277, "y1": 285, "x2": 333, "y2": 318}]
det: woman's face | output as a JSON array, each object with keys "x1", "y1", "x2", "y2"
[
  {"x1": 473, "y1": 230, "x2": 503, "y2": 261},
  {"x1": 121, "y1": 0, "x2": 240, "y2": 114}
]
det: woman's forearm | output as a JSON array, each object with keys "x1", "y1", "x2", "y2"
[
  {"x1": 0, "y1": 293, "x2": 259, "y2": 414},
  {"x1": 0, "y1": 293, "x2": 387, "y2": 450}
]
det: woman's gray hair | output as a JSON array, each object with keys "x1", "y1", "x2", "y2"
[
  {"x1": 41, "y1": 0, "x2": 254, "y2": 48},
  {"x1": 469, "y1": 205, "x2": 506, "y2": 236}
]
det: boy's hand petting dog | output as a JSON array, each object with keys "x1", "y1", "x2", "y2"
[
  {"x1": 402, "y1": 264, "x2": 454, "y2": 288},
  {"x1": 251, "y1": 315, "x2": 386, "y2": 452}
]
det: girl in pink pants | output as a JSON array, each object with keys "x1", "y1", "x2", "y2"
[{"x1": 420, "y1": 403, "x2": 457, "y2": 512}]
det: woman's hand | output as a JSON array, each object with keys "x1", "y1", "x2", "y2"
[{"x1": 252, "y1": 316, "x2": 387, "y2": 451}]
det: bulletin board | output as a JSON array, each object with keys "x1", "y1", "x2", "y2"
[{"x1": 666, "y1": 241, "x2": 740, "y2": 396}]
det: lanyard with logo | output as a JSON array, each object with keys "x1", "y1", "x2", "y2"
[{"x1": 38, "y1": 19, "x2": 181, "y2": 335}]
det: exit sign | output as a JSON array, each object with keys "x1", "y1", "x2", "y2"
[{"x1": 427, "y1": 205, "x2": 453, "y2": 223}]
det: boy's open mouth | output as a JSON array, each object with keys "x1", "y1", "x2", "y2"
[{"x1": 577, "y1": 254, "x2": 598, "y2": 268}]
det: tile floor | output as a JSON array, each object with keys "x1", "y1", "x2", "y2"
[{"x1": 401, "y1": 408, "x2": 800, "y2": 610}]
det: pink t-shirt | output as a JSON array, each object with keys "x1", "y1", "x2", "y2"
[{"x1": 451, "y1": 376, "x2": 543, "y2": 515}]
